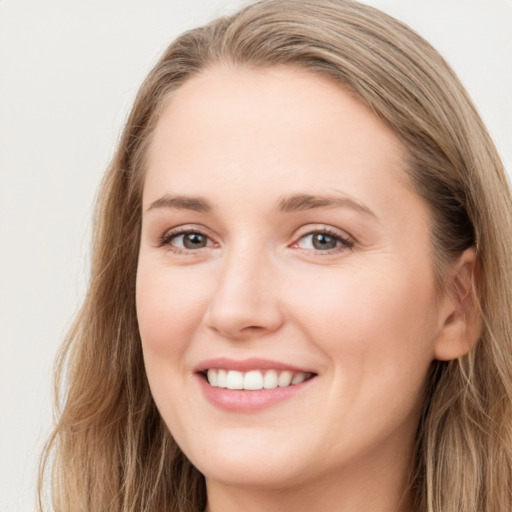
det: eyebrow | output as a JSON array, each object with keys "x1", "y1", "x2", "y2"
[
  {"x1": 276, "y1": 193, "x2": 377, "y2": 218},
  {"x1": 145, "y1": 192, "x2": 376, "y2": 218},
  {"x1": 146, "y1": 195, "x2": 211, "y2": 213}
]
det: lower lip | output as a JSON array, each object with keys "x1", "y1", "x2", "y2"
[{"x1": 197, "y1": 375, "x2": 315, "y2": 412}]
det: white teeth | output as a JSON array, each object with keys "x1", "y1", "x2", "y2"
[
  {"x1": 206, "y1": 369, "x2": 311, "y2": 390},
  {"x1": 226, "y1": 370, "x2": 244, "y2": 389},
  {"x1": 278, "y1": 370, "x2": 293, "y2": 387},
  {"x1": 244, "y1": 370, "x2": 263, "y2": 390},
  {"x1": 217, "y1": 369, "x2": 227, "y2": 388},
  {"x1": 263, "y1": 369, "x2": 278, "y2": 389},
  {"x1": 207, "y1": 369, "x2": 218, "y2": 387},
  {"x1": 291, "y1": 372, "x2": 306, "y2": 385}
]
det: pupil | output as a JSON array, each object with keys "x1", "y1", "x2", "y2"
[
  {"x1": 184, "y1": 233, "x2": 206, "y2": 249},
  {"x1": 313, "y1": 233, "x2": 337, "y2": 250}
]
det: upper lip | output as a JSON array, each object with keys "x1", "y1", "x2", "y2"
[{"x1": 194, "y1": 357, "x2": 315, "y2": 374}]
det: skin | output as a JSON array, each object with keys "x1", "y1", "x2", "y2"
[{"x1": 136, "y1": 65, "x2": 476, "y2": 512}]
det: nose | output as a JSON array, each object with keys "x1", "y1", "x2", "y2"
[{"x1": 204, "y1": 249, "x2": 284, "y2": 340}]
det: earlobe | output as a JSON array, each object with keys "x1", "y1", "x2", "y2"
[{"x1": 434, "y1": 247, "x2": 482, "y2": 361}]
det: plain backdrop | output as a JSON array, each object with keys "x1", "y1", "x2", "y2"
[{"x1": 1, "y1": 0, "x2": 510, "y2": 510}]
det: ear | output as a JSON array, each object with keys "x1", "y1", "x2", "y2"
[{"x1": 434, "y1": 247, "x2": 482, "y2": 361}]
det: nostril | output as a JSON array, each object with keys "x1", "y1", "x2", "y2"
[{"x1": 207, "y1": 321, "x2": 279, "y2": 340}]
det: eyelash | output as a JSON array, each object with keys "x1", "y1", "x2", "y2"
[
  {"x1": 293, "y1": 228, "x2": 354, "y2": 254},
  {"x1": 157, "y1": 228, "x2": 214, "y2": 255},
  {"x1": 157, "y1": 226, "x2": 354, "y2": 255}
]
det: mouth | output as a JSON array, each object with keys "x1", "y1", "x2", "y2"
[
  {"x1": 194, "y1": 358, "x2": 318, "y2": 411},
  {"x1": 201, "y1": 368, "x2": 316, "y2": 391}
]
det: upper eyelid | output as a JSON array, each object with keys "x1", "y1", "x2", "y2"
[
  {"x1": 157, "y1": 225, "x2": 218, "y2": 249},
  {"x1": 161, "y1": 224, "x2": 215, "y2": 238},
  {"x1": 293, "y1": 224, "x2": 355, "y2": 242}
]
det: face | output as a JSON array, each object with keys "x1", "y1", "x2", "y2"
[{"x1": 136, "y1": 66, "x2": 449, "y2": 492}]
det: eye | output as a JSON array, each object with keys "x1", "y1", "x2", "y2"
[
  {"x1": 295, "y1": 229, "x2": 353, "y2": 252},
  {"x1": 175, "y1": 232, "x2": 209, "y2": 249},
  {"x1": 159, "y1": 229, "x2": 215, "y2": 252}
]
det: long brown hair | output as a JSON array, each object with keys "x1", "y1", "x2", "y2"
[{"x1": 39, "y1": 1, "x2": 512, "y2": 510}]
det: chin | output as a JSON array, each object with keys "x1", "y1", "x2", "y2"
[
  {"x1": 198, "y1": 458, "x2": 306, "y2": 491},
  {"x1": 180, "y1": 430, "x2": 315, "y2": 490}
]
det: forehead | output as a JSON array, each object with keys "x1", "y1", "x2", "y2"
[{"x1": 143, "y1": 65, "x2": 411, "y2": 215}]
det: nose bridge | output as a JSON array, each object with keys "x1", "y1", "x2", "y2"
[{"x1": 205, "y1": 240, "x2": 283, "y2": 338}]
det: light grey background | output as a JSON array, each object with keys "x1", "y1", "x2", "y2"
[{"x1": 1, "y1": 1, "x2": 510, "y2": 510}]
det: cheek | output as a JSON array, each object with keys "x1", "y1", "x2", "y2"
[
  {"x1": 293, "y1": 261, "x2": 436, "y2": 342},
  {"x1": 292, "y1": 264, "x2": 437, "y2": 438},
  {"x1": 135, "y1": 264, "x2": 211, "y2": 438},
  {"x1": 287, "y1": 261, "x2": 438, "y2": 396},
  {"x1": 136, "y1": 263, "x2": 209, "y2": 361}
]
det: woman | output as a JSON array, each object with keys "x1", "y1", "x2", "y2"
[{"x1": 39, "y1": 0, "x2": 512, "y2": 511}]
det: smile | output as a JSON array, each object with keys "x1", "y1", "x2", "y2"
[
  {"x1": 195, "y1": 358, "x2": 318, "y2": 411},
  {"x1": 206, "y1": 369, "x2": 315, "y2": 390}
]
